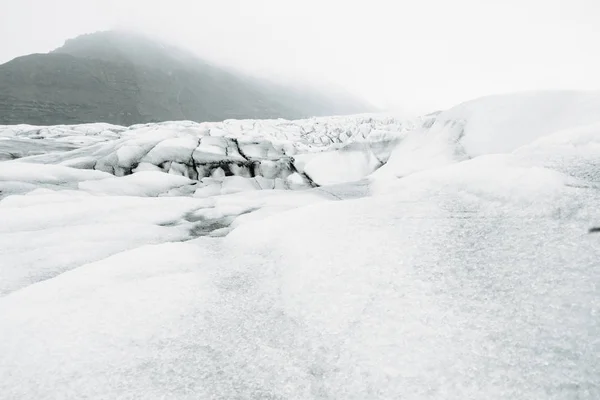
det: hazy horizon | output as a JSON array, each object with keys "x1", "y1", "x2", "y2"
[{"x1": 2, "y1": 0, "x2": 600, "y2": 115}]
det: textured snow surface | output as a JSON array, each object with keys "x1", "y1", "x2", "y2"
[{"x1": 1, "y1": 91, "x2": 600, "y2": 399}]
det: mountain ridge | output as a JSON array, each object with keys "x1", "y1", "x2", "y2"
[{"x1": 0, "y1": 30, "x2": 372, "y2": 126}]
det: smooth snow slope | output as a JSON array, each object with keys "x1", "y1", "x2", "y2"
[
  {"x1": 0, "y1": 91, "x2": 599, "y2": 399},
  {"x1": 443, "y1": 90, "x2": 600, "y2": 155},
  {"x1": 374, "y1": 90, "x2": 600, "y2": 180}
]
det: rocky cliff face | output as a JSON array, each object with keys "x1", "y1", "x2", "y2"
[{"x1": 0, "y1": 31, "x2": 372, "y2": 126}]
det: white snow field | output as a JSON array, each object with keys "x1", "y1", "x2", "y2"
[{"x1": 1, "y1": 91, "x2": 599, "y2": 399}]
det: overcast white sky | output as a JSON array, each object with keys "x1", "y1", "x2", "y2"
[{"x1": 1, "y1": 0, "x2": 600, "y2": 113}]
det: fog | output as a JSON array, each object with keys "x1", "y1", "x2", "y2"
[{"x1": 2, "y1": 0, "x2": 600, "y2": 114}]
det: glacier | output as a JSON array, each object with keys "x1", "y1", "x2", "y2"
[{"x1": 0, "y1": 91, "x2": 599, "y2": 399}]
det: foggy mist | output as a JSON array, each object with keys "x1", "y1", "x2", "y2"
[{"x1": 2, "y1": 0, "x2": 600, "y2": 115}]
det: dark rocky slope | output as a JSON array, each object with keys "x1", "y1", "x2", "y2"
[{"x1": 0, "y1": 30, "x2": 371, "y2": 125}]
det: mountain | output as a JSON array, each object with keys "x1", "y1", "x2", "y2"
[{"x1": 0, "y1": 30, "x2": 372, "y2": 126}]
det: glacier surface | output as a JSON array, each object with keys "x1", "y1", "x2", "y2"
[{"x1": 1, "y1": 92, "x2": 599, "y2": 399}]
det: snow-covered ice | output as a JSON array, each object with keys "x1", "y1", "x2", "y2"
[{"x1": 1, "y1": 91, "x2": 599, "y2": 399}]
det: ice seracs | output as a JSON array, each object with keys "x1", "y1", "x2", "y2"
[{"x1": 1, "y1": 114, "x2": 416, "y2": 190}]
